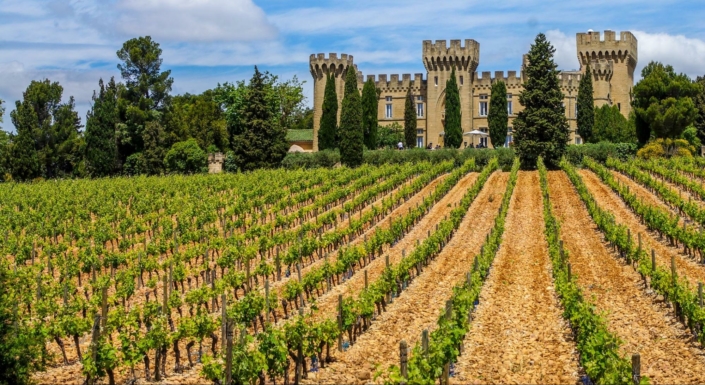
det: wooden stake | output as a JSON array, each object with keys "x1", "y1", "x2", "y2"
[
  {"x1": 422, "y1": 329, "x2": 429, "y2": 357},
  {"x1": 400, "y1": 340, "x2": 408, "y2": 383},
  {"x1": 265, "y1": 280, "x2": 270, "y2": 325},
  {"x1": 631, "y1": 353, "x2": 640, "y2": 385}
]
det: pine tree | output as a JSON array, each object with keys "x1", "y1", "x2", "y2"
[
  {"x1": 338, "y1": 67, "x2": 364, "y2": 167},
  {"x1": 444, "y1": 67, "x2": 462, "y2": 148},
  {"x1": 232, "y1": 66, "x2": 289, "y2": 170},
  {"x1": 9, "y1": 100, "x2": 40, "y2": 181},
  {"x1": 142, "y1": 120, "x2": 166, "y2": 175},
  {"x1": 318, "y1": 73, "x2": 338, "y2": 150},
  {"x1": 577, "y1": 65, "x2": 594, "y2": 143},
  {"x1": 488, "y1": 80, "x2": 508, "y2": 148},
  {"x1": 85, "y1": 78, "x2": 119, "y2": 177},
  {"x1": 513, "y1": 33, "x2": 570, "y2": 169},
  {"x1": 361, "y1": 78, "x2": 378, "y2": 149},
  {"x1": 404, "y1": 87, "x2": 417, "y2": 148},
  {"x1": 694, "y1": 76, "x2": 705, "y2": 145}
]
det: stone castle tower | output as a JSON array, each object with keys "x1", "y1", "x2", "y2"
[
  {"x1": 310, "y1": 30, "x2": 637, "y2": 151},
  {"x1": 576, "y1": 30, "x2": 638, "y2": 116}
]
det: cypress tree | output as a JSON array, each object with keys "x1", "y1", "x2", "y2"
[
  {"x1": 488, "y1": 80, "x2": 508, "y2": 148},
  {"x1": 232, "y1": 66, "x2": 289, "y2": 170},
  {"x1": 9, "y1": 100, "x2": 40, "y2": 181},
  {"x1": 361, "y1": 78, "x2": 378, "y2": 149},
  {"x1": 404, "y1": 87, "x2": 417, "y2": 148},
  {"x1": 338, "y1": 67, "x2": 364, "y2": 167},
  {"x1": 576, "y1": 65, "x2": 594, "y2": 143},
  {"x1": 513, "y1": 33, "x2": 569, "y2": 169},
  {"x1": 444, "y1": 67, "x2": 462, "y2": 148},
  {"x1": 318, "y1": 73, "x2": 338, "y2": 150},
  {"x1": 85, "y1": 78, "x2": 119, "y2": 177},
  {"x1": 694, "y1": 76, "x2": 705, "y2": 145}
]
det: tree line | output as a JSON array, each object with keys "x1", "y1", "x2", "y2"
[
  {"x1": 1, "y1": 33, "x2": 704, "y2": 181},
  {"x1": 0, "y1": 36, "x2": 312, "y2": 181}
]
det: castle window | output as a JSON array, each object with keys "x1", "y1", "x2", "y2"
[
  {"x1": 479, "y1": 94, "x2": 488, "y2": 116},
  {"x1": 417, "y1": 95, "x2": 423, "y2": 101},
  {"x1": 507, "y1": 101, "x2": 513, "y2": 115},
  {"x1": 505, "y1": 134, "x2": 513, "y2": 148},
  {"x1": 417, "y1": 136, "x2": 424, "y2": 148},
  {"x1": 386, "y1": 103, "x2": 393, "y2": 118},
  {"x1": 417, "y1": 103, "x2": 424, "y2": 117},
  {"x1": 507, "y1": 93, "x2": 512, "y2": 99},
  {"x1": 575, "y1": 136, "x2": 583, "y2": 145},
  {"x1": 434, "y1": 76, "x2": 438, "y2": 86},
  {"x1": 460, "y1": 76, "x2": 464, "y2": 85},
  {"x1": 618, "y1": 103, "x2": 621, "y2": 111},
  {"x1": 386, "y1": 96, "x2": 392, "y2": 102}
]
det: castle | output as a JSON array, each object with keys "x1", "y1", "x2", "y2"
[{"x1": 309, "y1": 30, "x2": 638, "y2": 151}]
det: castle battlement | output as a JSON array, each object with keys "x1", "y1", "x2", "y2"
[
  {"x1": 310, "y1": 53, "x2": 356, "y2": 79},
  {"x1": 558, "y1": 71, "x2": 582, "y2": 91},
  {"x1": 423, "y1": 39, "x2": 480, "y2": 72},
  {"x1": 590, "y1": 59, "x2": 614, "y2": 80},
  {"x1": 473, "y1": 70, "x2": 523, "y2": 89},
  {"x1": 576, "y1": 30, "x2": 637, "y2": 67},
  {"x1": 363, "y1": 73, "x2": 426, "y2": 91}
]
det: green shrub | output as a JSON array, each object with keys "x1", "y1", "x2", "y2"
[
  {"x1": 123, "y1": 152, "x2": 146, "y2": 176},
  {"x1": 566, "y1": 142, "x2": 636, "y2": 165},
  {"x1": 164, "y1": 138, "x2": 208, "y2": 174}
]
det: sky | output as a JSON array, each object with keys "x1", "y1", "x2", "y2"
[{"x1": 2, "y1": 0, "x2": 705, "y2": 132}]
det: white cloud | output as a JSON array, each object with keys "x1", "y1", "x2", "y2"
[
  {"x1": 633, "y1": 30, "x2": 705, "y2": 79},
  {"x1": 114, "y1": 0, "x2": 278, "y2": 42},
  {"x1": 545, "y1": 29, "x2": 705, "y2": 79}
]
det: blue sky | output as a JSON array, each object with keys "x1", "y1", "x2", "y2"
[{"x1": 2, "y1": 0, "x2": 705, "y2": 132}]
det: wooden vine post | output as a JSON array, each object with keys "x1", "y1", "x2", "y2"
[
  {"x1": 338, "y1": 295, "x2": 343, "y2": 352},
  {"x1": 88, "y1": 314, "x2": 101, "y2": 385},
  {"x1": 221, "y1": 294, "x2": 227, "y2": 344},
  {"x1": 297, "y1": 263, "x2": 304, "y2": 308},
  {"x1": 400, "y1": 340, "x2": 408, "y2": 384},
  {"x1": 265, "y1": 279, "x2": 270, "y2": 325},
  {"x1": 101, "y1": 286, "x2": 108, "y2": 329},
  {"x1": 699, "y1": 282, "x2": 703, "y2": 308},
  {"x1": 225, "y1": 319, "x2": 233, "y2": 385},
  {"x1": 422, "y1": 329, "x2": 429, "y2": 357},
  {"x1": 631, "y1": 353, "x2": 640, "y2": 385}
]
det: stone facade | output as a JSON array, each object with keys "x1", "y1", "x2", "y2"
[
  {"x1": 309, "y1": 30, "x2": 638, "y2": 150},
  {"x1": 208, "y1": 153, "x2": 225, "y2": 174}
]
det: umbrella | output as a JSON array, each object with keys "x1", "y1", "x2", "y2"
[
  {"x1": 463, "y1": 130, "x2": 489, "y2": 136},
  {"x1": 463, "y1": 130, "x2": 489, "y2": 148}
]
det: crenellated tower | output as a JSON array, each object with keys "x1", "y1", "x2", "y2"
[
  {"x1": 422, "y1": 39, "x2": 480, "y2": 143},
  {"x1": 310, "y1": 53, "x2": 356, "y2": 151},
  {"x1": 576, "y1": 30, "x2": 637, "y2": 117}
]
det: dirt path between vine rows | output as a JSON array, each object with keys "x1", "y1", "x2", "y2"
[
  {"x1": 580, "y1": 169, "x2": 705, "y2": 289},
  {"x1": 549, "y1": 171, "x2": 705, "y2": 383},
  {"x1": 268, "y1": 173, "x2": 450, "y2": 301},
  {"x1": 299, "y1": 172, "x2": 482, "y2": 327},
  {"x1": 640, "y1": 167, "x2": 705, "y2": 211},
  {"x1": 303, "y1": 172, "x2": 507, "y2": 385},
  {"x1": 452, "y1": 171, "x2": 580, "y2": 385},
  {"x1": 31, "y1": 173, "x2": 449, "y2": 385},
  {"x1": 609, "y1": 169, "x2": 700, "y2": 232}
]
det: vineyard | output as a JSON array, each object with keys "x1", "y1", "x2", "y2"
[{"x1": 4, "y1": 155, "x2": 705, "y2": 385}]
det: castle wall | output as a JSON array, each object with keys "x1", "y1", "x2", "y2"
[{"x1": 310, "y1": 30, "x2": 636, "y2": 151}]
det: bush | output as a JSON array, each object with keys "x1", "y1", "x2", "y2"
[
  {"x1": 123, "y1": 152, "x2": 146, "y2": 176},
  {"x1": 224, "y1": 151, "x2": 239, "y2": 173},
  {"x1": 281, "y1": 150, "x2": 340, "y2": 169},
  {"x1": 281, "y1": 147, "x2": 516, "y2": 170},
  {"x1": 566, "y1": 142, "x2": 636, "y2": 165},
  {"x1": 164, "y1": 139, "x2": 208, "y2": 174},
  {"x1": 637, "y1": 138, "x2": 695, "y2": 159}
]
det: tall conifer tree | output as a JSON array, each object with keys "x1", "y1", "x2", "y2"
[
  {"x1": 444, "y1": 67, "x2": 462, "y2": 148},
  {"x1": 488, "y1": 81, "x2": 508, "y2": 148},
  {"x1": 513, "y1": 33, "x2": 569, "y2": 169},
  {"x1": 85, "y1": 78, "x2": 119, "y2": 177},
  {"x1": 9, "y1": 100, "x2": 40, "y2": 181},
  {"x1": 404, "y1": 87, "x2": 417, "y2": 148},
  {"x1": 232, "y1": 66, "x2": 288, "y2": 170},
  {"x1": 339, "y1": 67, "x2": 364, "y2": 167},
  {"x1": 577, "y1": 65, "x2": 594, "y2": 143},
  {"x1": 318, "y1": 73, "x2": 338, "y2": 150},
  {"x1": 361, "y1": 78, "x2": 378, "y2": 149}
]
